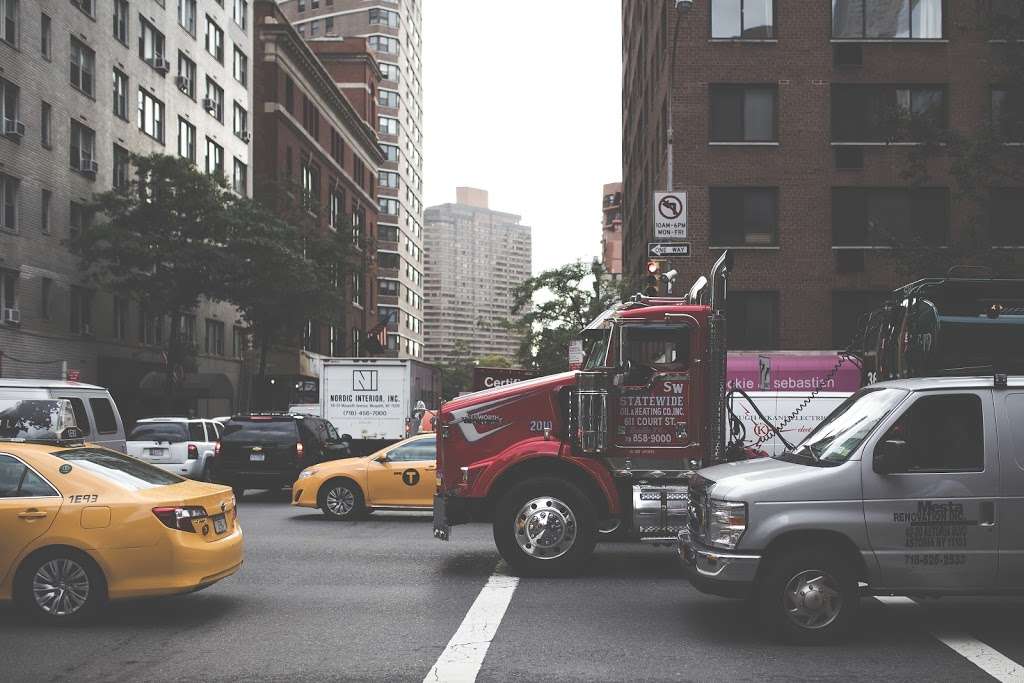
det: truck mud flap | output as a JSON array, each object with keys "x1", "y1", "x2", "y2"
[{"x1": 433, "y1": 494, "x2": 451, "y2": 541}]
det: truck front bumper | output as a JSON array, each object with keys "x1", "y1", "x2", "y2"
[{"x1": 677, "y1": 529, "x2": 761, "y2": 599}]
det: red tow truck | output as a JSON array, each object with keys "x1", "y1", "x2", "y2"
[{"x1": 433, "y1": 253, "x2": 736, "y2": 576}]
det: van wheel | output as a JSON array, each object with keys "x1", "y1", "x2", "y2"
[
  {"x1": 15, "y1": 548, "x2": 106, "y2": 623},
  {"x1": 319, "y1": 479, "x2": 365, "y2": 520},
  {"x1": 493, "y1": 476, "x2": 596, "y2": 577},
  {"x1": 757, "y1": 547, "x2": 858, "y2": 643}
]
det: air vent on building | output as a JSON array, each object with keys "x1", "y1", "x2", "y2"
[
  {"x1": 833, "y1": 44, "x2": 863, "y2": 68},
  {"x1": 834, "y1": 147, "x2": 864, "y2": 170},
  {"x1": 835, "y1": 249, "x2": 865, "y2": 274}
]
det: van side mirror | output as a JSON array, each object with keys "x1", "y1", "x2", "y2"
[
  {"x1": 341, "y1": 434, "x2": 353, "y2": 442},
  {"x1": 873, "y1": 439, "x2": 911, "y2": 475}
]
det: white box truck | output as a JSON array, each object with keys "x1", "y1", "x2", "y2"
[{"x1": 319, "y1": 358, "x2": 440, "y2": 455}]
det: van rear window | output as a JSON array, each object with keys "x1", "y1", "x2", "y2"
[{"x1": 53, "y1": 447, "x2": 183, "y2": 489}]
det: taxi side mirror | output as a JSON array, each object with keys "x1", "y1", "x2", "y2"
[
  {"x1": 874, "y1": 439, "x2": 911, "y2": 475},
  {"x1": 374, "y1": 452, "x2": 389, "y2": 463}
]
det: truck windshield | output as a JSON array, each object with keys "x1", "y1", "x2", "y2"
[
  {"x1": 583, "y1": 330, "x2": 610, "y2": 370},
  {"x1": 777, "y1": 387, "x2": 907, "y2": 466}
]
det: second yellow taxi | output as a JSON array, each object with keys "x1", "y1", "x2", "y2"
[{"x1": 291, "y1": 433, "x2": 436, "y2": 520}]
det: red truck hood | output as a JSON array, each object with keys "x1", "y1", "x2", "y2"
[{"x1": 443, "y1": 371, "x2": 577, "y2": 414}]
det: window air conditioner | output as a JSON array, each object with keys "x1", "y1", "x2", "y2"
[
  {"x1": 2, "y1": 307, "x2": 20, "y2": 324},
  {"x1": 175, "y1": 75, "x2": 191, "y2": 92},
  {"x1": 81, "y1": 323, "x2": 93, "y2": 336},
  {"x1": 240, "y1": 130, "x2": 251, "y2": 143},
  {"x1": 152, "y1": 57, "x2": 171, "y2": 73},
  {"x1": 3, "y1": 119, "x2": 25, "y2": 138},
  {"x1": 202, "y1": 98, "x2": 218, "y2": 112}
]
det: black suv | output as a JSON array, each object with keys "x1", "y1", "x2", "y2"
[{"x1": 214, "y1": 414, "x2": 352, "y2": 496}]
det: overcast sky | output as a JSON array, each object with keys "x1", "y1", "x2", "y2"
[{"x1": 422, "y1": 1, "x2": 623, "y2": 275}]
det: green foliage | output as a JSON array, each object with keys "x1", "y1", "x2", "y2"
[
  {"x1": 509, "y1": 260, "x2": 622, "y2": 375},
  {"x1": 438, "y1": 341, "x2": 475, "y2": 399}
]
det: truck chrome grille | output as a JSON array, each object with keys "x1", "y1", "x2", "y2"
[{"x1": 577, "y1": 371, "x2": 609, "y2": 455}]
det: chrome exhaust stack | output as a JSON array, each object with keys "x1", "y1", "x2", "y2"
[{"x1": 707, "y1": 251, "x2": 732, "y2": 466}]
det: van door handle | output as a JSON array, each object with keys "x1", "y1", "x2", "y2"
[
  {"x1": 18, "y1": 510, "x2": 48, "y2": 520},
  {"x1": 980, "y1": 501, "x2": 997, "y2": 527}
]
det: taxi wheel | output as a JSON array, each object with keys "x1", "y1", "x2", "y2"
[
  {"x1": 319, "y1": 479, "x2": 365, "y2": 520},
  {"x1": 15, "y1": 548, "x2": 106, "y2": 623},
  {"x1": 232, "y1": 486, "x2": 246, "y2": 500},
  {"x1": 756, "y1": 547, "x2": 859, "y2": 644}
]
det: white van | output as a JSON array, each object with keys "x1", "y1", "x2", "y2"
[{"x1": 0, "y1": 379, "x2": 127, "y2": 452}]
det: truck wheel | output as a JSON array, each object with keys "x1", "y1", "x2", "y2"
[
  {"x1": 756, "y1": 547, "x2": 859, "y2": 644},
  {"x1": 319, "y1": 478, "x2": 365, "y2": 521},
  {"x1": 493, "y1": 476, "x2": 597, "y2": 577},
  {"x1": 15, "y1": 548, "x2": 106, "y2": 623}
]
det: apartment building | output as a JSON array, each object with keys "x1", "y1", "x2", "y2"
[
  {"x1": 602, "y1": 181, "x2": 623, "y2": 276},
  {"x1": 622, "y1": 0, "x2": 1024, "y2": 350},
  {"x1": 277, "y1": 0, "x2": 425, "y2": 359},
  {"x1": 0, "y1": 0, "x2": 252, "y2": 421},
  {"x1": 423, "y1": 188, "x2": 532, "y2": 365}
]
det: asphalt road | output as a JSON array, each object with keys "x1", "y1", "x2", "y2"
[{"x1": 2, "y1": 494, "x2": 1022, "y2": 682}]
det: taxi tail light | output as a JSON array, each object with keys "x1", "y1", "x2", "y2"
[
  {"x1": 294, "y1": 441, "x2": 304, "y2": 463},
  {"x1": 152, "y1": 505, "x2": 208, "y2": 532},
  {"x1": 214, "y1": 441, "x2": 222, "y2": 457},
  {"x1": 187, "y1": 443, "x2": 199, "y2": 459}
]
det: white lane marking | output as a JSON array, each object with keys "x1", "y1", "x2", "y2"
[
  {"x1": 424, "y1": 565, "x2": 519, "y2": 683},
  {"x1": 875, "y1": 596, "x2": 1024, "y2": 682}
]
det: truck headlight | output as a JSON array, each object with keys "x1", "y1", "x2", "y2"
[
  {"x1": 707, "y1": 499, "x2": 747, "y2": 550},
  {"x1": 298, "y1": 468, "x2": 319, "y2": 480}
]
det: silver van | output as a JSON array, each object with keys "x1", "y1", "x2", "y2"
[
  {"x1": 679, "y1": 376, "x2": 1024, "y2": 643},
  {"x1": 0, "y1": 379, "x2": 126, "y2": 452}
]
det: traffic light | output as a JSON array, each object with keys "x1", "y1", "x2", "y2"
[{"x1": 644, "y1": 260, "x2": 662, "y2": 296}]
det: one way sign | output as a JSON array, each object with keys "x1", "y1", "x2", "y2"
[{"x1": 648, "y1": 242, "x2": 691, "y2": 258}]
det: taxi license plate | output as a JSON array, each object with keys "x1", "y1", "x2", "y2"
[
  {"x1": 250, "y1": 452, "x2": 265, "y2": 462},
  {"x1": 212, "y1": 513, "x2": 227, "y2": 534}
]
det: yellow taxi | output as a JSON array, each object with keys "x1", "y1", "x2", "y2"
[
  {"x1": 0, "y1": 398, "x2": 242, "y2": 622},
  {"x1": 292, "y1": 433, "x2": 436, "y2": 520}
]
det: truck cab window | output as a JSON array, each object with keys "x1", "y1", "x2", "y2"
[
  {"x1": 879, "y1": 394, "x2": 983, "y2": 472},
  {"x1": 621, "y1": 325, "x2": 690, "y2": 371}
]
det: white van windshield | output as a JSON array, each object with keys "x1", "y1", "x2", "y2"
[{"x1": 778, "y1": 388, "x2": 907, "y2": 465}]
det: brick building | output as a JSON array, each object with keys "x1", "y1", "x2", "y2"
[
  {"x1": 277, "y1": 0, "x2": 426, "y2": 359},
  {"x1": 251, "y1": 0, "x2": 383, "y2": 404},
  {"x1": 601, "y1": 181, "x2": 623, "y2": 275},
  {"x1": 0, "y1": 0, "x2": 252, "y2": 422},
  {"x1": 423, "y1": 188, "x2": 532, "y2": 365},
  {"x1": 622, "y1": 0, "x2": 1024, "y2": 351}
]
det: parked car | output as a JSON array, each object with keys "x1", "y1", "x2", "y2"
[
  {"x1": 292, "y1": 433, "x2": 437, "y2": 520},
  {"x1": 679, "y1": 376, "x2": 1024, "y2": 643},
  {"x1": 126, "y1": 417, "x2": 223, "y2": 481},
  {"x1": 214, "y1": 414, "x2": 352, "y2": 497},
  {"x1": 0, "y1": 379, "x2": 126, "y2": 452}
]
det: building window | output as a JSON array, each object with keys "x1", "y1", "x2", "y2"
[
  {"x1": 233, "y1": 0, "x2": 247, "y2": 30},
  {"x1": 330, "y1": 128, "x2": 344, "y2": 164},
  {"x1": 351, "y1": 328, "x2": 361, "y2": 357},
  {"x1": 233, "y1": 46, "x2": 248, "y2": 86},
  {"x1": 831, "y1": 84, "x2": 946, "y2": 142},
  {"x1": 70, "y1": 37, "x2": 96, "y2": 97},
  {"x1": 354, "y1": 157, "x2": 365, "y2": 186},
  {"x1": 140, "y1": 310, "x2": 163, "y2": 346},
  {"x1": 309, "y1": 19, "x2": 319, "y2": 37},
  {"x1": 40, "y1": 101, "x2": 51, "y2": 147},
  {"x1": 302, "y1": 95, "x2": 319, "y2": 138},
  {"x1": 75, "y1": 0, "x2": 95, "y2": 18},
  {"x1": 369, "y1": 8, "x2": 400, "y2": 28},
  {"x1": 113, "y1": 0, "x2": 129, "y2": 44},
  {"x1": 727, "y1": 291, "x2": 778, "y2": 350},
  {"x1": 711, "y1": 0, "x2": 774, "y2": 39},
  {"x1": 378, "y1": 252, "x2": 400, "y2": 270},
  {"x1": 1, "y1": 0, "x2": 16, "y2": 46},
  {"x1": 0, "y1": 77, "x2": 18, "y2": 135},
  {"x1": 379, "y1": 63, "x2": 399, "y2": 82},
  {"x1": 205, "y1": 77, "x2": 224, "y2": 122},
  {"x1": 205, "y1": 137, "x2": 224, "y2": 177},
  {"x1": 329, "y1": 189, "x2": 344, "y2": 229},
  {"x1": 205, "y1": 319, "x2": 225, "y2": 355},
  {"x1": 40, "y1": 189, "x2": 51, "y2": 234},
  {"x1": 378, "y1": 279, "x2": 399, "y2": 296},
  {"x1": 380, "y1": 144, "x2": 399, "y2": 162},
  {"x1": 378, "y1": 116, "x2": 399, "y2": 136},
  {"x1": 832, "y1": 290, "x2": 888, "y2": 348},
  {"x1": 379, "y1": 198, "x2": 399, "y2": 216},
  {"x1": 205, "y1": 15, "x2": 224, "y2": 62},
  {"x1": 233, "y1": 101, "x2": 248, "y2": 139},
  {"x1": 178, "y1": 0, "x2": 197, "y2": 35},
  {"x1": 113, "y1": 145, "x2": 130, "y2": 189},
  {"x1": 0, "y1": 271, "x2": 16, "y2": 315},
  {"x1": 232, "y1": 326, "x2": 248, "y2": 358},
  {"x1": 710, "y1": 85, "x2": 776, "y2": 142},
  {"x1": 367, "y1": 35, "x2": 399, "y2": 53},
  {"x1": 232, "y1": 158, "x2": 247, "y2": 196},
  {"x1": 40, "y1": 12, "x2": 50, "y2": 57},
  {"x1": 832, "y1": 0, "x2": 942, "y2": 39},
  {"x1": 69, "y1": 201, "x2": 92, "y2": 239},
  {"x1": 297, "y1": 0, "x2": 304, "y2": 11},
  {"x1": 710, "y1": 187, "x2": 777, "y2": 246},
  {"x1": 379, "y1": 171, "x2": 399, "y2": 189},
  {"x1": 990, "y1": 188, "x2": 1024, "y2": 246},
  {"x1": 112, "y1": 69, "x2": 129, "y2": 120},
  {"x1": 992, "y1": 87, "x2": 1024, "y2": 141},
  {"x1": 325, "y1": 16, "x2": 334, "y2": 34},
  {"x1": 70, "y1": 120, "x2": 96, "y2": 174},
  {"x1": 378, "y1": 225, "x2": 398, "y2": 242},
  {"x1": 139, "y1": 17, "x2": 167, "y2": 69},
  {"x1": 301, "y1": 161, "x2": 321, "y2": 208},
  {"x1": 0, "y1": 174, "x2": 17, "y2": 230},
  {"x1": 352, "y1": 272, "x2": 363, "y2": 306},
  {"x1": 378, "y1": 89, "x2": 399, "y2": 108},
  {"x1": 70, "y1": 287, "x2": 93, "y2": 335},
  {"x1": 177, "y1": 51, "x2": 196, "y2": 99},
  {"x1": 137, "y1": 88, "x2": 164, "y2": 142},
  {"x1": 113, "y1": 296, "x2": 129, "y2": 340},
  {"x1": 178, "y1": 117, "x2": 196, "y2": 162},
  {"x1": 832, "y1": 187, "x2": 948, "y2": 247}
]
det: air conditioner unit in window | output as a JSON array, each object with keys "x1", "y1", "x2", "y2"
[
  {"x1": 81, "y1": 323, "x2": 93, "y2": 337},
  {"x1": 151, "y1": 57, "x2": 171, "y2": 74},
  {"x1": 2, "y1": 307, "x2": 20, "y2": 324},
  {"x1": 175, "y1": 75, "x2": 191, "y2": 92},
  {"x1": 240, "y1": 130, "x2": 251, "y2": 143},
  {"x1": 80, "y1": 158, "x2": 99, "y2": 174},
  {"x1": 202, "y1": 98, "x2": 218, "y2": 113},
  {"x1": 3, "y1": 119, "x2": 25, "y2": 138}
]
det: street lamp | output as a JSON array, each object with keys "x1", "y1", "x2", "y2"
[{"x1": 666, "y1": 0, "x2": 693, "y2": 192}]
